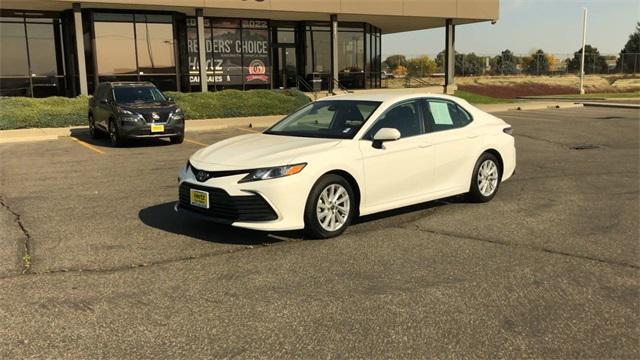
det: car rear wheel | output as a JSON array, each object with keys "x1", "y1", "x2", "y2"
[
  {"x1": 170, "y1": 132, "x2": 184, "y2": 144},
  {"x1": 468, "y1": 152, "x2": 501, "y2": 203},
  {"x1": 304, "y1": 174, "x2": 355, "y2": 239},
  {"x1": 108, "y1": 120, "x2": 125, "y2": 147}
]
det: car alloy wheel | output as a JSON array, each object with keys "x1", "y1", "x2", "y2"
[
  {"x1": 477, "y1": 159, "x2": 499, "y2": 197},
  {"x1": 316, "y1": 184, "x2": 351, "y2": 232},
  {"x1": 89, "y1": 116, "x2": 97, "y2": 138}
]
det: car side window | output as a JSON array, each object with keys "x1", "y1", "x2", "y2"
[
  {"x1": 423, "y1": 99, "x2": 473, "y2": 133},
  {"x1": 366, "y1": 100, "x2": 424, "y2": 140}
]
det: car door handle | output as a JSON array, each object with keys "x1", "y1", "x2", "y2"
[
  {"x1": 467, "y1": 134, "x2": 481, "y2": 139},
  {"x1": 420, "y1": 143, "x2": 432, "y2": 148}
]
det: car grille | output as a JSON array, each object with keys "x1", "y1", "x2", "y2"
[
  {"x1": 143, "y1": 112, "x2": 170, "y2": 123},
  {"x1": 179, "y1": 182, "x2": 278, "y2": 223}
]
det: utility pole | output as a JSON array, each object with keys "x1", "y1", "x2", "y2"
[{"x1": 579, "y1": 8, "x2": 588, "y2": 95}]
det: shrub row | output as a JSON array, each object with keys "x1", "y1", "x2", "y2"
[{"x1": 0, "y1": 89, "x2": 311, "y2": 130}]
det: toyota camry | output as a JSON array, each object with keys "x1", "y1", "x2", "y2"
[{"x1": 176, "y1": 93, "x2": 516, "y2": 239}]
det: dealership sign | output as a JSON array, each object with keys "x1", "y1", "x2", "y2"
[{"x1": 187, "y1": 18, "x2": 270, "y2": 86}]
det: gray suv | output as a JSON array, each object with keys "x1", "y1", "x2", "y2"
[{"x1": 88, "y1": 82, "x2": 185, "y2": 146}]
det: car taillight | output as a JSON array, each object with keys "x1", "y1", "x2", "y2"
[{"x1": 503, "y1": 127, "x2": 513, "y2": 136}]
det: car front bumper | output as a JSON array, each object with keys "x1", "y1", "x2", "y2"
[
  {"x1": 119, "y1": 121, "x2": 184, "y2": 139},
  {"x1": 176, "y1": 164, "x2": 313, "y2": 231}
]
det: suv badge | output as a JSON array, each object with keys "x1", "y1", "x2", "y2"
[
  {"x1": 151, "y1": 112, "x2": 160, "y2": 121},
  {"x1": 196, "y1": 171, "x2": 209, "y2": 182}
]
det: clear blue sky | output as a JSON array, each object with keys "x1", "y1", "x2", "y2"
[{"x1": 382, "y1": 0, "x2": 640, "y2": 57}]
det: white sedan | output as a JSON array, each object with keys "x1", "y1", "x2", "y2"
[{"x1": 177, "y1": 93, "x2": 516, "y2": 238}]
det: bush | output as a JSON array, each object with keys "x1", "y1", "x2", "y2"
[
  {"x1": 0, "y1": 89, "x2": 311, "y2": 130},
  {"x1": 0, "y1": 96, "x2": 89, "y2": 130}
]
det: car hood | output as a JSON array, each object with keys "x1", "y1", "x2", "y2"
[
  {"x1": 190, "y1": 133, "x2": 342, "y2": 169},
  {"x1": 120, "y1": 102, "x2": 177, "y2": 114}
]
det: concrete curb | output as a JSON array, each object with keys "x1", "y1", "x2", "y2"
[
  {"x1": 0, "y1": 102, "x2": 588, "y2": 145},
  {"x1": 0, "y1": 115, "x2": 285, "y2": 145},
  {"x1": 578, "y1": 102, "x2": 640, "y2": 109}
]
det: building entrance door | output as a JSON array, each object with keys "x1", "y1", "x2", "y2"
[{"x1": 274, "y1": 47, "x2": 297, "y2": 89}]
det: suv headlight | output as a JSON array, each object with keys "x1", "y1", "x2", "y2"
[
  {"x1": 170, "y1": 108, "x2": 184, "y2": 122},
  {"x1": 118, "y1": 108, "x2": 143, "y2": 123},
  {"x1": 239, "y1": 163, "x2": 306, "y2": 183}
]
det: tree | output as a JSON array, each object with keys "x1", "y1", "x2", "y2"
[
  {"x1": 384, "y1": 55, "x2": 408, "y2": 72},
  {"x1": 406, "y1": 55, "x2": 437, "y2": 77},
  {"x1": 393, "y1": 65, "x2": 408, "y2": 76},
  {"x1": 616, "y1": 22, "x2": 640, "y2": 73},
  {"x1": 435, "y1": 51, "x2": 486, "y2": 76},
  {"x1": 567, "y1": 45, "x2": 608, "y2": 74},
  {"x1": 490, "y1": 50, "x2": 519, "y2": 75},
  {"x1": 523, "y1": 49, "x2": 550, "y2": 75}
]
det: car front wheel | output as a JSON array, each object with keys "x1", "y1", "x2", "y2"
[
  {"x1": 108, "y1": 120, "x2": 125, "y2": 147},
  {"x1": 304, "y1": 174, "x2": 355, "y2": 239},
  {"x1": 88, "y1": 114, "x2": 100, "y2": 139},
  {"x1": 170, "y1": 132, "x2": 184, "y2": 144},
  {"x1": 468, "y1": 152, "x2": 501, "y2": 203}
]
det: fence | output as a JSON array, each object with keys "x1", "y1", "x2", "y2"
[{"x1": 385, "y1": 53, "x2": 640, "y2": 77}]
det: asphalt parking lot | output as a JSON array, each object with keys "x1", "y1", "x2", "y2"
[{"x1": 0, "y1": 106, "x2": 638, "y2": 358}]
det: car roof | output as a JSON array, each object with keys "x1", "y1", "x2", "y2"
[
  {"x1": 106, "y1": 82, "x2": 157, "y2": 88},
  {"x1": 316, "y1": 91, "x2": 462, "y2": 104}
]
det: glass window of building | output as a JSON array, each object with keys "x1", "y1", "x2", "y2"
[
  {"x1": 93, "y1": 12, "x2": 177, "y2": 91},
  {"x1": 0, "y1": 13, "x2": 66, "y2": 97},
  {"x1": 94, "y1": 21, "x2": 137, "y2": 75},
  {"x1": 135, "y1": 22, "x2": 176, "y2": 74}
]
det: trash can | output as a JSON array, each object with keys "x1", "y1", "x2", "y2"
[{"x1": 311, "y1": 72, "x2": 322, "y2": 93}]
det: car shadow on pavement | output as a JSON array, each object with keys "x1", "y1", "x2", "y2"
[
  {"x1": 70, "y1": 128, "x2": 174, "y2": 148},
  {"x1": 138, "y1": 202, "x2": 300, "y2": 245}
]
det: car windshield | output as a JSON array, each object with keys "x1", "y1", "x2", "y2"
[
  {"x1": 265, "y1": 100, "x2": 382, "y2": 139},
  {"x1": 113, "y1": 87, "x2": 166, "y2": 104}
]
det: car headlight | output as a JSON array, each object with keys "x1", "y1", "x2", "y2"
[
  {"x1": 239, "y1": 163, "x2": 306, "y2": 183},
  {"x1": 170, "y1": 108, "x2": 184, "y2": 121},
  {"x1": 118, "y1": 108, "x2": 143, "y2": 123}
]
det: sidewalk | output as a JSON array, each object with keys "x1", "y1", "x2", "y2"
[{"x1": 0, "y1": 102, "x2": 583, "y2": 144}]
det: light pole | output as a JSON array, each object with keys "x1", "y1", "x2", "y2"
[{"x1": 579, "y1": 8, "x2": 588, "y2": 95}]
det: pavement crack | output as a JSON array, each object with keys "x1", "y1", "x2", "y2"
[
  {"x1": 0, "y1": 196, "x2": 32, "y2": 274},
  {"x1": 0, "y1": 238, "x2": 303, "y2": 280},
  {"x1": 411, "y1": 225, "x2": 640, "y2": 270}
]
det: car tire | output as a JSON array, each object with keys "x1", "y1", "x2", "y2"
[
  {"x1": 170, "y1": 133, "x2": 184, "y2": 144},
  {"x1": 88, "y1": 114, "x2": 100, "y2": 139},
  {"x1": 108, "y1": 119, "x2": 125, "y2": 147},
  {"x1": 468, "y1": 152, "x2": 502, "y2": 203},
  {"x1": 304, "y1": 174, "x2": 356, "y2": 239}
]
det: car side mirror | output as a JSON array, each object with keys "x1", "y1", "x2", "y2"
[
  {"x1": 100, "y1": 98, "x2": 109, "y2": 105},
  {"x1": 166, "y1": 97, "x2": 173, "y2": 102},
  {"x1": 372, "y1": 128, "x2": 401, "y2": 149}
]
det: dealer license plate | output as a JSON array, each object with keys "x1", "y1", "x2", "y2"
[
  {"x1": 190, "y1": 189, "x2": 210, "y2": 209},
  {"x1": 150, "y1": 124, "x2": 165, "y2": 133}
]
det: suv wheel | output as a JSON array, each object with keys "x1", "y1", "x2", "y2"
[
  {"x1": 88, "y1": 115, "x2": 100, "y2": 139},
  {"x1": 170, "y1": 132, "x2": 184, "y2": 144},
  {"x1": 108, "y1": 120, "x2": 125, "y2": 147}
]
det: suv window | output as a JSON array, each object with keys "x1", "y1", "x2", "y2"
[
  {"x1": 423, "y1": 99, "x2": 472, "y2": 132},
  {"x1": 113, "y1": 86, "x2": 166, "y2": 104},
  {"x1": 95, "y1": 84, "x2": 109, "y2": 101},
  {"x1": 366, "y1": 100, "x2": 424, "y2": 139}
]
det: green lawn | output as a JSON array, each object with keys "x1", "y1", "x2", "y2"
[
  {"x1": 454, "y1": 90, "x2": 517, "y2": 105},
  {"x1": 0, "y1": 89, "x2": 311, "y2": 130}
]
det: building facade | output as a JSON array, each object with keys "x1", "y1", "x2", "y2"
[{"x1": 0, "y1": 0, "x2": 499, "y2": 97}]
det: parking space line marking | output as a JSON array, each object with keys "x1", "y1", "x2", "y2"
[
  {"x1": 70, "y1": 137, "x2": 106, "y2": 155},
  {"x1": 235, "y1": 127, "x2": 260, "y2": 133},
  {"x1": 185, "y1": 139, "x2": 209, "y2": 147}
]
